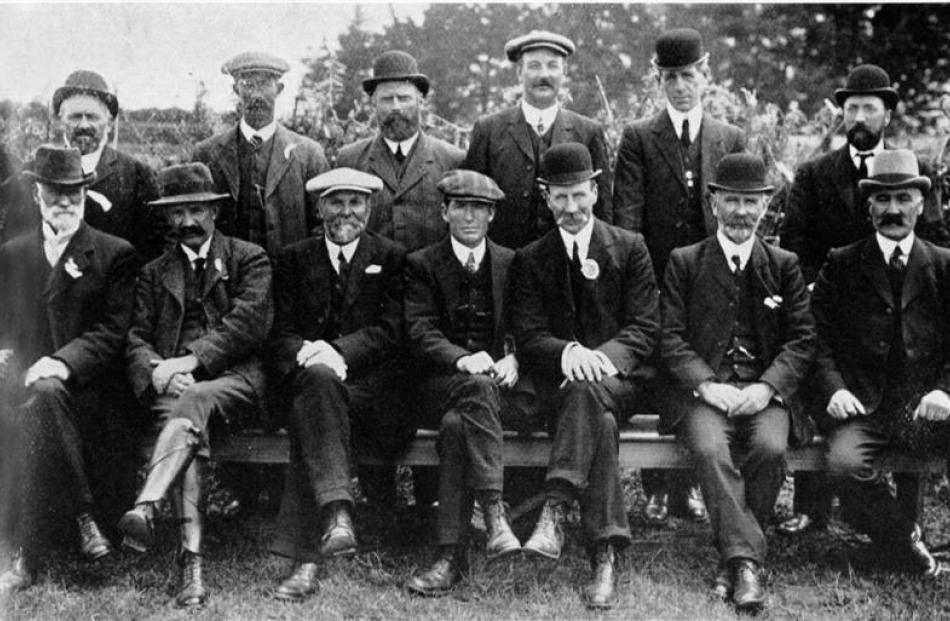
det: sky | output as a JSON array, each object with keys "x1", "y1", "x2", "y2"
[{"x1": 0, "y1": 2, "x2": 429, "y2": 114}]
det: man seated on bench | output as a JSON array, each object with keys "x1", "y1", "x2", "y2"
[
  {"x1": 659, "y1": 153, "x2": 815, "y2": 612},
  {"x1": 403, "y1": 170, "x2": 534, "y2": 596},
  {"x1": 812, "y1": 149, "x2": 950, "y2": 577},
  {"x1": 120, "y1": 163, "x2": 273, "y2": 608},
  {"x1": 508, "y1": 143, "x2": 659, "y2": 610},
  {"x1": 268, "y1": 168, "x2": 410, "y2": 602}
]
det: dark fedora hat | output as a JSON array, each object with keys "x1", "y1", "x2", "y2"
[
  {"x1": 834, "y1": 64, "x2": 899, "y2": 110},
  {"x1": 537, "y1": 142, "x2": 602, "y2": 186},
  {"x1": 707, "y1": 153, "x2": 775, "y2": 193},
  {"x1": 22, "y1": 145, "x2": 97, "y2": 187},
  {"x1": 361, "y1": 50, "x2": 430, "y2": 97},
  {"x1": 652, "y1": 28, "x2": 709, "y2": 71},
  {"x1": 857, "y1": 149, "x2": 931, "y2": 195},
  {"x1": 148, "y1": 163, "x2": 230, "y2": 206},
  {"x1": 52, "y1": 70, "x2": 119, "y2": 118}
]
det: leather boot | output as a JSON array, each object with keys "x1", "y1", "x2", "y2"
[
  {"x1": 274, "y1": 562, "x2": 320, "y2": 601},
  {"x1": 643, "y1": 493, "x2": 669, "y2": 524},
  {"x1": 0, "y1": 549, "x2": 37, "y2": 594},
  {"x1": 406, "y1": 545, "x2": 466, "y2": 597},
  {"x1": 175, "y1": 551, "x2": 208, "y2": 608},
  {"x1": 523, "y1": 499, "x2": 567, "y2": 560},
  {"x1": 117, "y1": 503, "x2": 155, "y2": 554},
  {"x1": 174, "y1": 459, "x2": 208, "y2": 609},
  {"x1": 478, "y1": 491, "x2": 520, "y2": 560},
  {"x1": 909, "y1": 523, "x2": 940, "y2": 576},
  {"x1": 732, "y1": 558, "x2": 766, "y2": 613},
  {"x1": 583, "y1": 540, "x2": 618, "y2": 610},
  {"x1": 77, "y1": 512, "x2": 112, "y2": 561},
  {"x1": 318, "y1": 501, "x2": 357, "y2": 558},
  {"x1": 711, "y1": 559, "x2": 733, "y2": 601},
  {"x1": 685, "y1": 485, "x2": 708, "y2": 522}
]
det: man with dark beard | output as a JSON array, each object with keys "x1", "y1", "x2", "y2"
[
  {"x1": 193, "y1": 52, "x2": 328, "y2": 256},
  {"x1": 337, "y1": 50, "x2": 464, "y2": 253}
]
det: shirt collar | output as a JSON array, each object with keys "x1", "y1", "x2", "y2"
[
  {"x1": 521, "y1": 99, "x2": 559, "y2": 133},
  {"x1": 558, "y1": 217, "x2": 595, "y2": 261},
  {"x1": 450, "y1": 236, "x2": 487, "y2": 269},
  {"x1": 849, "y1": 140, "x2": 885, "y2": 164},
  {"x1": 180, "y1": 235, "x2": 213, "y2": 265},
  {"x1": 666, "y1": 103, "x2": 703, "y2": 142},
  {"x1": 716, "y1": 230, "x2": 756, "y2": 271},
  {"x1": 240, "y1": 118, "x2": 277, "y2": 143},
  {"x1": 325, "y1": 235, "x2": 360, "y2": 271},
  {"x1": 383, "y1": 132, "x2": 419, "y2": 156},
  {"x1": 79, "y1": 139, "x2": 108, "y2": 175},
  {"x1": 876, "y1": 231, "x2": 914, "y2": 264}
]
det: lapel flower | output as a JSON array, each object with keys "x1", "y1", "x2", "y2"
[
  {"x1": 763, "y1": 294, "x2": 783, "y2": 310},
  {"x1": 283, "y1": 143, "x2": 298, "y2": 159},
  {"x1": 86, "y1": 190, "x2": 113, "y2": 213},
  {"x1": 581, "y1": 258, "x2": 600, "y2": 280},
  {"x1": 64, "y1": 257, "x2": 83, "y2": 279},
  {"x1": 214, "y1": 257, "x2": 228, "y2": 280},
  {"x1": 364, "y1": 264, "x2": 382, "y2": 274}
]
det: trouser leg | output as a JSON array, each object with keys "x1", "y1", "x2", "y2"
[
  {"x1": 436, "y1": 411, "x2": 474, "y2": 546},
  {"x1": 175, "y1": 457, "x2": 207, "y2": 557},
  {"x1": 137, "y1": 418, "x2": 201, "y2": 505},
  {"x1": 736, "y1": 405, "x2": 790, "y2": 529}
]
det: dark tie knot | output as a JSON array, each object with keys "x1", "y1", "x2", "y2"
[
  {"x1": 857, "y1": 152, "x2": 872, "y2": 179},
  {"x1": 193, "y1": 257, "x2": 206, "y2": 273},
  {"x1": 249, "y1": 134, "x2": 264, "y2": 150},
  {"x1": 395, "y1": 144, "x2": 406, "y2": 164},
  {"x1": 680, "y1": 118, "x2": 691, "y2": 148},
  {"x1": 731, "y1": 254, "x2": 742, "y2": 274},
  {"x1": 889, "y1": 246, "x2": 905, "y2": 271},
  {"x1": 465, "y1": 251, "x2": 478, "y2": 274}
]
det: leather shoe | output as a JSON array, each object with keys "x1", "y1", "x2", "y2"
[
  {"x1": 523, "y1": 500, "x2": 566, "y2": 560},
  {"x1": 0, "y1": 549, "x2": 37, "y2": 594},
  {"x1": 481, "y1": 496, "x2": 521, "y2": 560},
  {"x1": 686, "y1": 486, "x2": 708, "y2": 522},
  {"x1": 643, "y1": 493, "x2": 669, "y2": 524},
  {"x1": 777, "y1": 513, "x2": 814, "y2": 536},
  {"x1": 117, "y1": 503, "x2": 155, "y2": 554},
  {"x1": 319, "y1": 502, "x2": 357, "y2": 558},
  {"x1": 711, "y1": 560, "x2": 733, "y2": 601},
  {"x1": 583, "y1": 541, "x2": 618, "y2": 610},
  {"x1": 732, "y1": 559, "x2": 766, "y2": 613},
  {"x1": 274, "y1": 562, "x2": 319, "y2": 601},
  {"x1": 77, "y1": 512, "x2": 112, "y2": 561},
  {"x1": 175, "y1": 551, "x2": 208, "y2": 608},
  {"x1": 406, "y1": 548, "x2": 465, "y2": 597},
  {"x1": 909, "y1": 523, "x2": 940, "y2": 576}
]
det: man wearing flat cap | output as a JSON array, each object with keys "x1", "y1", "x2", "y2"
[
  {"x1": 508, "y1": 143, "x2": 658, "y2": 609},
  {"x1": 464, "y1": 30, "x2": 613, "y2": 250},
  {"x1": 403, "y1": 170, "x2": 534, "y2": 596},
  {"x1": 337, "y1": 50, "x2": 464, "y2": 253},
  {"x1": 193, "y1": 51, "x2": 328, "y2": 255},
  {"x1": 269, "y1": 168, "x2": 410, "y2": 601},
  {"x1": 811, "y1": 149, "x2": 950, "y2": 578},
  {"x1": 118, "y1": 162, "x2": 273, "y2": 608},
  {"x1": 0, "y1": 145, "x2": 138, "y2": 593},
  {"x1": 659, "y1": 153, "x2": 815, "y2": 612}
]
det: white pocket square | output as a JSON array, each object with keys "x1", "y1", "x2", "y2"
[{"x1": 364, "y1": 264, "x2": 382, "y2": 274}]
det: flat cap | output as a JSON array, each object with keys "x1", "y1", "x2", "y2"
[
  {"x1": 306, "y1": 168, "x2": 383, "y2": 198},
  {"x1": 221, "y1": 51, "x2": 290, "y2": 77},
  {"x1": 437, "y1": 170, "x2": 505, "y2": 204},
  {"x1": 505, "y1": 30, "x2": 575, "y2": 62}
]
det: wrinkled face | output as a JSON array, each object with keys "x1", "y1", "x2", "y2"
[
  {"x1": 868, "y1": 186, "x2": 923, "y2": 241},
  {"x1": 58, "y1": 95, "x2": 112, "y2": 155},
  {"x1": 659, "y1": 64, "x2": 708, "y2": 112},
  {"x1": 545, "y1": 180, "x2": 597, "y2": 235},
  {"x1": 442, "y1": 198, "x2": 494, "y2": 248},
  {"x1": 373, "y1": 81, "x2": 422, "y2": 142},
  {"x1": 165, "y1": 201, "x2": 218, "y2": 251},
  {"x1": 517, "y1": 49, "x2": 565, "y2": 109},
  {"x1": 319, "y1": 190, "x2": 370, "y2": 245},
  {"x1": 843, "y1": 95, "x2": 891, "y2": 151},
  {"x1": 233, "y1": 71, "x2": 283, "y2": 130},
  {"x1": 712, "y1": 191, "x2": 768, "y2": 244},
  {"x1": 35, "y1": 182, "x2": 86, "y2": 233}
]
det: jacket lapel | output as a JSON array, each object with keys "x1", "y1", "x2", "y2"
[
  {"x1": 434, "y1": 239, "x2": 463, "y2": 318},
  {"x1": 831, "y1": 146, "x2": 856, "y2": 214},
  {"x1": 201, "y1": 231, "x2": 229, "y2": 299},
  {"x1": 701, "y1": 238, "x2": 737, "y2": 299},
  {"x1": 365, "y1": 136, "x2": 401, "y2": 195},
  {"x1": 650, "y1": 111, "x2": 688, "y2": 192},
  {"x1": 46, "y1": 222, "x2": 93, "y2": 304},
  {"x1": 700, "y1": 117, "x2": 725, "y2": 233},
  {"x1": 92, "y1": 146, "x2": 117, "y2": 187},
  {"x1": 488, "y1": 241, "x2": 509, "y2": 338},
  {"x1": 213, "y1": 127, "x2": 241, "y2": 199},
  {"x1": 550, "y1": 109, "x2": 575, "y2": 146},
  {"x1": 507, "y1": 108, "x2": 536, "y2": 163},
  {"x1": 902, "y1": 237, "x2": 933, "y2": 310},
  {"x1": 393, "y1": 134, "x2": 429, "y2": 201},
  {"x1": 859, "y1": 238, "x2": 895, "y2": 308},
  {"x1": 264, "y1": 126, "x2": 294, "y2": 199},
  {"x1": 342, "y1": 234, "x2": 376, "y2": 310},
  {"x1": 160, "y1": 245, "x2": 187, "y2": 309}
]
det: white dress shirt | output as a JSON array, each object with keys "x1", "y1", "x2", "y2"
[
  {"x1": 240, "y1": 118, "x2": 277, "y2": 144},
  {"x1": 521, "y1": 99, "x2": 559, "y2": 136},
  {"x1": 450, "y1": 236, "x2": 486, "y2": 270},
  {"x1": 558, "y1": 217, "x2": 595, "y2": 262},
  {"x1": 325, "y1": 236, "x2": 360, "y2": 274},
  {"x1": 79, "y1": 139, "x2": 108, "y2": 175},
  {"x1": 849, "y1": 141, "x2": 885, "y2": 172},
  {"x1": 716, "y1": 230, "x2": 755, "y2": 272},
  {"x1": 876, "y1": 232, "x2": 914, "y2": 266},
  {"x1": 383, "y1": 132, "x2": 419, "y2": 158},
  {"x1": 180, "y1": 236, "x2": 212, "y2": 271},
  {"x1": 667, "y1": 103, "x2": 703, "y2": 143}
]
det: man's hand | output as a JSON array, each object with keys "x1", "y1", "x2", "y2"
[
  {"x1": 697, "y1": 381, "x2": 744, "y2": 414},
  {"x1": 492, "y1": 354, "x2": 519, "y2": 388},
  {"x1": 302, "y1": 347, "x2": 347, "y2": 381},
  {"x1": 166, "y1": 373, "x2": 196, "y2": 397},
  {"x1": 729, "y1": 382, "x2": 776, "y2": 418},
  {"x1": 457, "y1": 351, "x2": 495, "y2": 376},
  {"x1": 24, "y1": 356, "x2": 70, "y2": 387},
  {"x1": 915, "y1": 390, "x2": 950, "y2": 422},
  {"x1": 296, "y1": 339, "x2": 334, "y2": 367},
  {"x1": 150, "y1": 354, "x2": 199, "y2": 395},
  {"x1": 826, "y1": 389, "x2": 866, "y2": 420},
  {"x1": 563, "y1": 345, "x2": 614, "y2": 383}
]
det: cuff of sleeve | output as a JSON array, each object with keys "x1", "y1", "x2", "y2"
[{"x1": 560, "y1": 341, "x2": 580, "y2": 378}]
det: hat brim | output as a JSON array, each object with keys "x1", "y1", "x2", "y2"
[
  {"x1": 537, "y1": 170, "x2": 602, "y2": 186},
  {"x1": 443, "y1": 195, "x2": 499, "y2": 205},
  {"x1": 857, "y1": 176, "x2": 931, "y2": 195},
  {"x1": 148, "y1": 192, "x2": 231, "y2": 206},
  {"x1": 506, "y1": 42, "x2": 573, "y2": 62},
  {"x1": 707, "y1": 182, "x2": 775, "y2": 194},
  {"x1": 651, "y1": 52, "x2": 710, "y2": 72},
  {"x1": 312, "y1": 184, "x2": 377, "y2": 198},
  {"x1": 52, "y1": 86, "x2": 119, "y2": 118},
  {"x1": 362, "y1": 75, "x2": 430, "y2": 97},
  {"x1": 23, "y1": 169, "x2": 97, "y2": 188},
  {"x1": 834, "y1": 87, "x2": 899, "y2": 109}
]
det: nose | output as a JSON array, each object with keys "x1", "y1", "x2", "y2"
[
  {"x1": 76, "y1": 114, "x2": 91, "y2": 128},
  {"x1": 853, "y1": 109, "x2": 867, "y2": 123}
]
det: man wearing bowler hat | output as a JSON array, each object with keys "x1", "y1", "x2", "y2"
[
  {"x1": 337, "y1": 50, "x2": 464, "y2": 253},
  {"x1": 508, "y1": 143, "x2": 658, "y2": 609},
  {"x1": 0, "y1": 145, "x2": 137, "y2": 593},
  {"x1": 464, "y1": 31, "x2": 613, "y2": 250},
  {"x1": 659, "y1": 153, "x2": 815, "y2": 612},
  {"x1": 118, "y1": 162, "x2": 273, "y2": 608},
  {"x1": 812, "y1": 149, "x2": 950, "y2": 577},
  {"x1": 193, "y1": 51, "x2": 328, "y2": 255}
]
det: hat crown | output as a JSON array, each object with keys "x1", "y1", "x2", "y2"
[
  {"x1": 437, "y1": 169, "x2": 504, "y2": 202},
  {"x1": 844, "y1": 64, "x2": 892, "y2": 92},
  {"x1": 372, "y1": 50, "x2": 420, "y2": 81},
  {"x1": 653, "y1": 28, "x2": 706, "y2": 69},
  {"x1": 221, "y1": 51, "x2": 289, "y2": 77},
  {"x1": 157, "y1": 163, "x2": 218, "y2": 201},
  {"x1": 504, "y1": 30, "x2": 576, "y2": 62},
  {"x1": 53, "y1": 69, "x2": 118, "y2": 116},
  {"x1": 868, "y1": 149, "x2": 920, "y2": 179},
  {"x1": 63, "y1": 70, "x2": 112, "y2": 94},
  {"x1": 710, "y1": 153, "x2": 771, "y2": 192},
  {"x1": 25, "y1": 145, "x2": 91, "y2": 186},
  {"x1": 538, "y1": 142, "x2": 601, "y2": 186}
]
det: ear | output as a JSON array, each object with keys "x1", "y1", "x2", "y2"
[
  {"x1": 232, "y1": 83, "x2": 239, "y2": 97},
  {"x1": 441, "y1": 202, "x2": 451, "y2": 224},
  {"x1": 486, "y1": 206, "x2": 495, "y2": 224},
  {"x1": 276, "y1": 82, "x2": 285, "y2": 96},
  {"x1": 884, "y1": 108, "x2": 892, "y2": 127}
]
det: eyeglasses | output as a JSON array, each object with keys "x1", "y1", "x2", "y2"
[{"x1": 236, "y1": 75, "x2": 278, "y2": 91}]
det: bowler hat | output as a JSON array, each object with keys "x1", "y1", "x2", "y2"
[
  {"x1": 221, "y1": 51, "x2": 290, "y2": 77},
  {"x1": 22, "y1": 145, "x2": 96, "y2": 187},
  {"x1": 857, "y1": 149, "x2": 931, "y2": 195},
  {"x1": 306, "y1": 168, "x2": 384, "y2": 198},
  {"x1": 504, "y1": 31, "x2": 576, "y2": 62},
  {"x1": 438, "y1": 170, "x2": 505, "y2": 204},
  {"x1": 707, "y1": 153, "x2": 775, "y2": 193},
  {"x1": 361, "y1": 51, "x2": 430, "y2": 97},
  {"x1": 652, "y1": 28, "x2": 709, "y2": 71},
  {"x1": 537, "y1": 142, "x2": 601, "y2": 186},
  {"x1": 148, "y1": 163, "x2": 230, "y2": 206},
  {"x1": 52, "y1": 70, "x2": 118, "y2": 117},
  {"x1": 834, "y1": 64, "x2": 899, "y2": 110}
]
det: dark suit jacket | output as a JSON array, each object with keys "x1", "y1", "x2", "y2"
[
  {"x1": 270, "y1": 231, "x2": 406, "y2": 379},
  {"x1": 659, "y1": 236, "x2": 816, "y2": 443},
  {"x1": 337, "y1": 133, "x2": 464, "y2": 253},
  {"x1": 126, "y1": 231, "x2": 273, "y2": 402},
  {"x1": 192, "y1": 124, "x2": 329, "y2": 253},
  {"x1": 811, "y1": 236, "x2": 950, "y2": 424},
  {"x1": 464, "y1": 106, "x2": 613, "y2": 249},
  {"x1": 613, "y1": 110, "x2": 746, "y2": 279},
  {"x1": 780, "y1": 144, "x2": 950, "y2": 283},
  {"x1": 405, "y1": 238, "x2": 514, "y2": 371},
  {"x1": 0, "y1": 222, "x2": 137, "y2": 386},
  {"x1": 508, "y1": 219, "x2": 658, "y2": 381}
]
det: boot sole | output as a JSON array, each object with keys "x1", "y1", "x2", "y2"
[
  {"x1": 272, "y1": 589, "x2": 314, "y2": 602},
  {"x1": 486, "y1": 542, "x2": 522, "y2": 561},
  {"x1": 82, "y1": 545, "x2": 113, "y2": 562},
  {"x1": 117, "y1": 513, "x2": 152, "y2": 554},
  {"x1": 522, "y1": 545, "x2": 561, "y2": 561},
  {"x1": 406, "y1": 582, "x2": 454, "y2": 598}
]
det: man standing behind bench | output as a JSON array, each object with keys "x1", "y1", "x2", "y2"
[
  {"x1": 508, "y1": 143, "x2": 659, "y2": 610},
  {"x1": 659, "y1": 153, "x2": 815, "y2": 612}
]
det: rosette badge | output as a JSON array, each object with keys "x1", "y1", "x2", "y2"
[{"x1": 581, "y1": 258, "x2": 600, "y2": 280}]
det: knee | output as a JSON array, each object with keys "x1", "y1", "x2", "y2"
[
  {"x1": 750, "y1": 433, "x2": 787, "y2": 463},
  {"x1": 29, "y1": 377, "x2": 69, "y2": 403},
  {"x1": 178, "y1": 381, "x2": 217, "y2": 410},
  {"x1": 458, "y1": 373, "x2": 498, "y2": 400},
  {"x1": 689, "y1": 434, "x2": 729, "y2": 464},
  {"x1": 826, "y1": 445, "x2": 867, "y2": 480},
  {"x1": 295, "y1": 364, "x2": 342, "y2": 392},
  {"x1": 601, "y1": 411, "x2": 618, "y2": 435},
  {"x1": 440, "y1": 410, "x2": 463, "y2": 439}
]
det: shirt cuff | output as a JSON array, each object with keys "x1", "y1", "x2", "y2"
[{"x1": 561, "y1": 341, "x2": 580, "y2": 379}]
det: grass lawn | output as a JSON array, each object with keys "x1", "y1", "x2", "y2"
[{"x1": 3, "y1": 471, "x2": 949, "y2": 621}]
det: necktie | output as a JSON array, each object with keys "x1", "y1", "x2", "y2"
[
  {"x1": 857, "y1": 153, "x2": 872, "y2": 179},
  {"x1": 249, "y1": 134, "x2": 263, "y2": 150},
  {"x1": 731, "y1": 254, "x2": 742, "y2": 279},
  {"x1": 465, "y1": 251, "x2": 478, "y2": 274},
  {"x1": 337, "y1": 249, "x2": 350, "y2": 288},
  {"x1": 889, "y1": 246, "x2": 905, "y2": 272},
  {"x1": 193, "y1": 257, "x2": 206, "y2": 283},
  {"x1": 395, "y1": 144, "x2": 406, "y2": 164},
  {"x1": 536, "y1": 119, "x2": 546, "y2": 136},
  {"x1": 681, "y1": 118, "x2": 691, "y2": 148}
]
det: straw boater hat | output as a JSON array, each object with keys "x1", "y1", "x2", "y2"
[
  {"x1": 22, "y1": 145, "x2": 97, "y2": 187},
  {"x1": 361, "y1": 51, "x2": 430, "y2": 97},
  {"x1": 148, "y1": 163, "x2": 230, "y2": 206},
  {"x1": 504, "y1": 30, "x2": 576, "y2": 62}
]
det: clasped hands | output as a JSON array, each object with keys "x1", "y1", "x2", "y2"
[
  {"x1": 698, "y1": 380, "x2": 775, "y2": 417},
  {"x1": 20, "y1": 354, "x2": 70, "y2": 387},
  {"x1": 297, "y1": 340, "x2": 347, "y2": 381},
  {"x1": 456, "y1": 351, "x2": 518, "y2": 387},
  {"x1": 561, "y1": 343, "x2": 617, "y2": 384},
  {"x1": 150, "y1": 354, "x2": 199, "y2": 397},
  {"x1": 827, "y1": 388, "x2": 950, "y2": 422}
]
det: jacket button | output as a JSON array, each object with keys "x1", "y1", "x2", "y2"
[{"x1": 522, "y1": 191, "x2": 530, "y2": 198}]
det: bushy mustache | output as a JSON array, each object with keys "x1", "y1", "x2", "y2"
[
  {"x1": 175, "y1": 225, "x2": 206, "y2": 238},
  {"x1": 879, "y1": 213, "x2": 905, "y2": 227}
]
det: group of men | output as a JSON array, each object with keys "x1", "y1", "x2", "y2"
[{"x1": 0, "y1": 25, "x2": 949, "y2": 615}]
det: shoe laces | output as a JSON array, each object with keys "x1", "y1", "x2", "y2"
[{"x1": 77, "y1": 513, "x2": 100, "y2": 539}]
